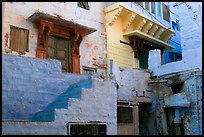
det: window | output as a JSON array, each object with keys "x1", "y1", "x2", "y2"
[
  {"x1": 157, "y1": 2, "x2": 162, "y2": 17},
  {"x1": 170, "y1": 82, "x2": 184, "y2": 94},
  {"x1": 117, "y1": 106, "x2": 133, "y2": 123},
  {"x1": 135, "y1": 2, "x2": 143, "y2": 7},
  {"x1": 169, "y1": 52, "x2": 182, "y2": 62},
  {"x1": 176, "y1": 20, "x2": 180, "y2": 31},
  {"x1": 151, "y1": 2, "x2": 155, "y2": 14},
  {"x1": 82, "y1": 66, "x2": 97, "y2": 74},
  {"x1": 145, "y1": 2, "x2": 149, "y2": 11},
  {"x1": 68, "y1": 123, "x2": 106, "y2": 135},
  {"x1": 172, "y1": 21, "x2": 177, "y2": 30},
  {"x1": 10, "y1": 25, "x2": 29, "y2": 53},
  {"x1": 78, "y1": 2, "x2": 90, "y2": 10},
  {"x1": 163, "y1": 3, "x2": 170, "y2": 22}
]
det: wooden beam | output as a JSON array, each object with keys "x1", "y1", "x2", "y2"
[
  {"x1": 141, "y1": 21, "x2": 153, "y2": 34},
  {"x1": 147, "y1": 24, "x2": 159, "y2": 36},
  {"x1": 106, "y1": 6, "x2": 123, "y2": 26},
  {"x1": 122, "y1": 12, "x2": 137, "y2": 32},
  {"x1": 135, "y1": 19, "x2": 147, "y2": 31},
  {"x1": 153, "y1": 27, "x2": 164, "y2": 39}
]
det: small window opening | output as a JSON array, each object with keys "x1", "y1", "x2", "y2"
[
  {"x1": 176, "y1": 20, "x2": 180, "y2": 31},
  {"x1": 151, "y1": 2, "x2": 155, "y2": 14},
  {"x1": 78, "y1": 2, "x2": 90, "y2": 10},
  {"x1": 10, "y1": 25, "x2": 29, "y2": 53},
  {"x1": 170, "y1": 82, "x2": 184, "y2": 94},
  {"x1": 82, "y1": 66, "x2": 97, "y2": 75},
  {"x1": 68, "y1": 123, "x2": 106, "y2": 135},
  {"x1": 145, "y1": 2, "x2": 149, "y2": 10},
  {"x1": 157, "y1": 2, "x2": 162, "y2": 17},
  {"x1": 163, "y1": 3, "x2": 170, "y2": 22},
  {"x1": 117, "y1": 106, "x2": 133, "y2": 123}
]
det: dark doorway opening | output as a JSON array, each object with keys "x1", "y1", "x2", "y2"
[
  {"x1": 139, "y1": 49, "x2": 149, "y2": 69},
  {"x1": 139, "y1": 103, "x2": 155, "y2": 135},
  {"x1": 170, "y1": 82, "x2": 184, "y2": 94}
]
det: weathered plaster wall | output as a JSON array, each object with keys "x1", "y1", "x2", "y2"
[
  {"x1": 2, "y1": 54, "x2": 117, "y2": 135},
  {"x1": 150, "y1": 2, "x2": 202, "y2": 76},
  {"x1": 54, "y1": 78, "x2": 117, "y2": 135},
  {"x1": 111, "y1": 61, "x2": 151, "y2": 101},
  {"x1": 2, "y1": 54, "x2": 91, "y2": 121},
  {"x1": 2, "y1": 2, "x2": 107, "y2": 71},
  {"x1": 181, "y1": 71, "x2": 202, "y2": 135},
  {"x1": 149, "y1": 70, "x2": 202, "y2": 135},
  {"x1": 2, "y1": 75, "x2": 117, "y2": 135}
]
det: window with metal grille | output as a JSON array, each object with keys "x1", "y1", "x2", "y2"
[
  {"x1": 82, "y1": 66, "x2": 97, "y2": 75},
  {"x1": 10, "y1": 25, "x2": 29, "y2": 53},
  {"x1": 78, "y1": 2, "x2": 90, "y2": 10},
  {"x1": 68, "y1": 123, "x2": 106, "y2": 135},
  {"x1": 162, "y1": 3, "x2": 170, "y2": 22}
]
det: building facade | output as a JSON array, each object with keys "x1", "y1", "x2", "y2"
[{"x1": 2, "y1": 2, "x2": 202, "y2": 135}]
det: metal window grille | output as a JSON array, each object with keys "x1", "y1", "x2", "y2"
[{"x1": 67, "y1": 122, "x2": 106, "y2": 135}]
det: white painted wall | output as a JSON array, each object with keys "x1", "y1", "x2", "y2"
[
  {"x1": 150, "y1": 2, "x2": 202, "y2": 76},
  {"x1": 2, "y1": 2, "x2": 107, "y2": 70}
]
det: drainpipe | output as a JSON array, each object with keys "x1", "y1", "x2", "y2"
[{"x1": 110, "y1": 59, "x2": 113, "y2": 74}]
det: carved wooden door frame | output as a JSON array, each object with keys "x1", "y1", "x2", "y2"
[{"x1": 33, "y1": 18, "x2": 85, "y2": 74}]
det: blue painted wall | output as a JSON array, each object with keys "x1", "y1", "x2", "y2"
[
  {"x1": 2, "y1": 54, "x2": 92, "y2": 121},
  {"x1": 164, "y1": 20, "x2": 182, "y2": 64}
]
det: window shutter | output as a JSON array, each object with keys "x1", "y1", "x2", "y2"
[
  {"x1": 10, "y1": 26, "x2": 29, "y2": 53},
  {"x1": 163, "y1": 4, "x2": 170, "y2": 22}
]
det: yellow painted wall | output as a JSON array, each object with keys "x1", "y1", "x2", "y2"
[{"x1": 106, "y1": 17, "x2": 139, "y2": 71}]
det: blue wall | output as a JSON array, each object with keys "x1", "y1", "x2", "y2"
[
  {"x1": 2, "y1": 54, "x2": 92, "y2": 121},
  {"x1": 164, "y1": 20, "x2": 182, "y2": 64}
]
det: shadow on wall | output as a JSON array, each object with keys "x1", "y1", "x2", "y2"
[{"x1": 31, "y1": 75, "x2": 92, "y2": 122}]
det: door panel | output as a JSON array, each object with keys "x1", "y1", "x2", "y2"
[
  {"x1": 47, "y1": 36, "x2": 70, "y2": 72},
  {"x1": 118, "y1": 123, "x2": 134, "y2": 135},
  {"x1": 47, "y1": 47, "x2": 55, "y2": 58},
  {"x1": 56, "y1": 51, "x2": 66, "y2": 60}
]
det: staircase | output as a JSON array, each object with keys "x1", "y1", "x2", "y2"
[
  {"x1": 2, "y1": 54, "x2": 92, "y2": 121},
  {"x1": 2, "y1": 54, "x2": 117, "y2": 135}
]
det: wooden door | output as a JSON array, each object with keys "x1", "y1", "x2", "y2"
[
  {"x1": 47, "y1": 36, "x2": 71, "y2": 72},
  {"x1": 139, "y1": 49, "x2": 149, "y2": 69},
  {"x1": 117, "y1": 106, "x2": 134, "y2": 135}
]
